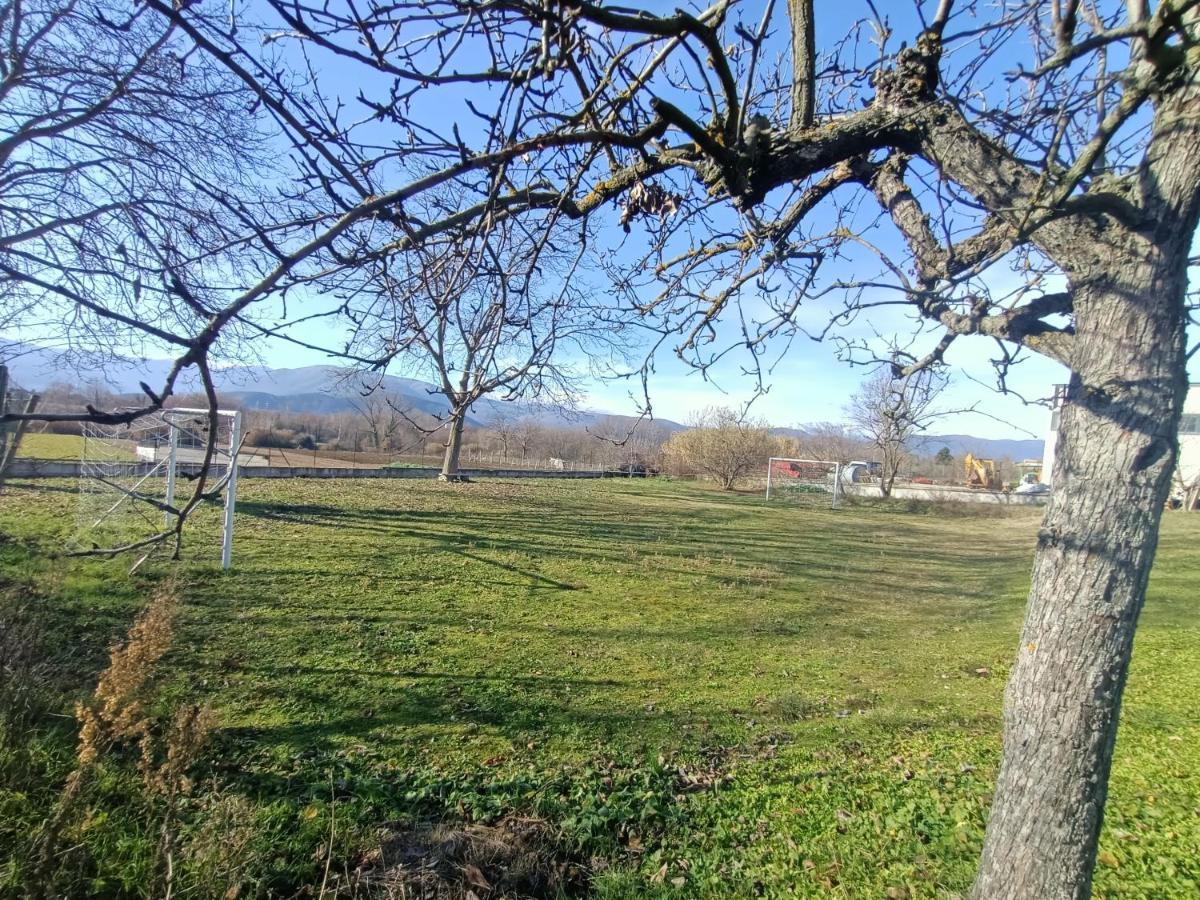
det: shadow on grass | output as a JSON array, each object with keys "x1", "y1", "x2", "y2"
[{"x1": 234, "y1": 498, "x2": 1026, "y2": 602}]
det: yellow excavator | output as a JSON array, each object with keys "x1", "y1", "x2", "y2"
[{"x1": 964, "y1": 452, "x2": 1003, "y2": 490}]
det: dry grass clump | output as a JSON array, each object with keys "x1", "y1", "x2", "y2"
[
  {"x1": 75, "y1": 584, "x2": 180, "y2": 767},
  {"x1": 351, "y1": 816, "x2": 585, "y2": 899},
  {"x1": 32, "y1": 583, "x2": 214, "y2": 898}
]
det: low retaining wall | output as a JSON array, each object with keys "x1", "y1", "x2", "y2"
[
  {"x1": 6, "y1": 458, "x2": 622, "y2": 481},
  {"x1": 842, "y1": 482, "x2": 1049, "y2": 505},
  {"x1": 7, "y1": 460, "x2": 1046, "y2": 503}
]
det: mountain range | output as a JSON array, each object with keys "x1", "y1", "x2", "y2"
[
  {"x1": 0, "y1": 338, "x2": 671, "y2": 431},
  {"x1": 1, "y1": 338, "x2": 1044, "y2": 459}
]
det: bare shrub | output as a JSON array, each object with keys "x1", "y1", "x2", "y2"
[{"x1": 662, "y1": 407, "x2": 782, "y2": 491}]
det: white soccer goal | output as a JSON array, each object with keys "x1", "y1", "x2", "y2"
[
  {"x1": 765, "y1": 457, "x2": 843, "y2": 508},
  {"x1": 76, "y1": 408, "x2": 243, "y2": 568}
]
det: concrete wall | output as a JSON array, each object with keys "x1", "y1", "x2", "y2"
[
  {"x1": 842, "y1": 483, "x2": 1048, "y2": 506},
  {"x1": 9, "y1": 459, "x2": 1048, "y2": 508}
]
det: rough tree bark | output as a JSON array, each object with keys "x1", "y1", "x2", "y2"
[
  {"x1": 973, "y1": 229, "x2": 1194, "y2": 900},
  {"x1": 786, "y1": 0, "x2": 816, "y2": 130},
  {"x1": 879, "y1": 457, "x2": 899, "y2": 499},
  {"x1": 970, "y1": 48, "x2": 1200, "y2": 892},
  {"x1": 439, "y1": 412, "x2": 467, "y2": 482},
  {"x1": 0, "y1": 366, "x2": 8, "y2": 465}
]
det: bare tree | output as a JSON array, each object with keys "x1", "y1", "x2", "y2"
[
  {"x1": 794, "y1": 422, "x2": 872, "y2": 466},
  {"x1": 486, "y1": 412, "x2": 546, "y2": 462},
  {"x1": 663, "y1": 406, "x2": 778, "y2": 490},
  {"x1": 848, "y1": 367, "x2": 949, "y2": 497},
  {"x1": 513, "y1": 418, "x2": 545, "y2": 462},
  {"x1": 485, "y1": 408, "x2": 523, "y2": 459},
  {"x1": 14, "y1": 0, "x2": 1200, "y2": 892},
  {"x1": 589, "y1": 415, "x2": 673, "y2": 471},
  {"x1": 347, "y1": 388, "x2": 408, "y2": 453},
  {"x1": 344, "y1": 220, "x2": 619, "y2": 480}
]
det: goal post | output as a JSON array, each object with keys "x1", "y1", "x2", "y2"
[
  {"x1": 765, "y1": 457, "x2": 843, "y2": 509},
  {"x1": 219, "y1": 409, "x2": 242, "y2": 569},
  {"x1": 163, "y1": 407, "x2": 243, "y2": 570},
  {"x1": 77, "y1": 407, "x2": 243, "y2": 568}
]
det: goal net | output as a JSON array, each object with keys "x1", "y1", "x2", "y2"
[
  {"x1": 74, "y1": 408, "x2": 243, "y2": 567},
  {"x1": 765, "y1": 457, "x2": 843, "y2": 509}
]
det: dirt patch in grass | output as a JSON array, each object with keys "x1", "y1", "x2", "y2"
[{"x1": 353, "y1": 816, "x2": 587, "y2": 899}]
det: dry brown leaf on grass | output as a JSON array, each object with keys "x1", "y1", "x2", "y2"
[{"x1": 463, "y1": 862, "x2": 491, "y2": 890}]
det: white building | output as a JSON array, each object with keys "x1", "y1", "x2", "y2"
[
  {"x1": 1180, "y1": 386, "x2": 1200, "y2": 496},
  {"x1": 1042, "y1": 384, "x2": 1200, "y2": 500}
]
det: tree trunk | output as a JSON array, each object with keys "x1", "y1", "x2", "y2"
[
  {"x1": 972, "y1": 254, "x2": 1188, "y2": 899},
  {"x1": 439, "y1": 413, "x2": 466, "y2": 482},
  {"x1": 879, "y1": 449, "x2": 900, "y2": 498},
  {"x1": 879, "y1": 470, "x2": 895, "y2": 498}
]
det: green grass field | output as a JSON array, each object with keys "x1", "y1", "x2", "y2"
[
  {"x1": 0, "y1": 478, "x2": 1196, "y2": 898},
  {"x1": 12, "y1": 432, "x2": 89, "y2": 459}
]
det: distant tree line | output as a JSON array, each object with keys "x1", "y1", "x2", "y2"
[{"x1": 28, "y1": 378, "x2": 1030, "y2": 484}]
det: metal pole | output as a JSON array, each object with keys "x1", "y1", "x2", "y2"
[
  {"x1": 164, "y1": 420, "x2": 179, "y2": 526},
  {"x1": 832, "y1": 462, "x2": 842, "y2": 510},
  {"x1": 221, "y1": 412, "x2": 241, "y2": 570},
  {"x1": 765, "y1": 458, "x2": 773, "y2": 501}
]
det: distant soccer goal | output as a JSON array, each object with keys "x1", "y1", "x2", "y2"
[
  {"x1": 764, "y1": 457, "x2": 843, "y2": 509},
  {"x1": 74, "y1": 408, "x2": 243, "y2": 568}
]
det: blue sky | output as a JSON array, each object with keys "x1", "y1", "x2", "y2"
[
  {"x1": 588, "y1": 335, "x2": 1064, "y2": 437},
  {"x1": 7, "y1": 1, "x2": 1194, "y2": 440},
  {"x1": 238, "y1": 288, "x2": 1065, "y2": 437},
  {"x1": 218, "y1": 0, "x2": 1068, "y2": 438}
]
